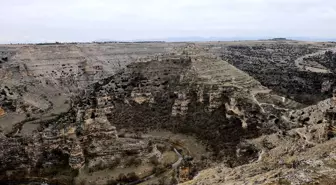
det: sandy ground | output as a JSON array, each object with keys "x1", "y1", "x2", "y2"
[{"x1": 0, "y1": 113, "x2": 25, "y2": 133}]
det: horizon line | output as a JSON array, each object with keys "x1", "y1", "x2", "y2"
[{"x1": 1, "y1": 36, "x2": 336, "y2": 45}]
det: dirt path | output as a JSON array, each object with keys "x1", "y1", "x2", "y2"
[
  {"x1": 294, "y1": 47, "x2": 336, "y2": 73},
  {"x1": 259, "y1": 103, "x2": 290, "y2": 111},
  {"x1": 250, "y1": 88, "x2": 271, "y2": 113},
  {"x1": 172, "y1": 148, "x2": 183, "y2": 169},
  {"x1": 250, "y1": 88, "x2": 291, "y2": 112},
  {"x1": 136, "y1": 147, "x2": 183, "y2": 185},
  {"x1": 138, "y1": 131, "x2": 206, "y2": 185}
]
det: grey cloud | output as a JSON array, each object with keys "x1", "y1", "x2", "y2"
[{"x1": 0, "y1": 0, "x2": 335, "y2": 43}]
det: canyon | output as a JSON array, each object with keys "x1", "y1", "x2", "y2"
[{"x1": 1, "y1": 40, "x2": 336, "y2": 185}]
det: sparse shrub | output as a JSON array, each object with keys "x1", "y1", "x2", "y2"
[
  {"x1": 117, "y1": 173, "x2": 127, "y2": 182},
  {"x1": 170, "y1": 177, "x2": 178, "y2": 185},
  {"x1": 157, "y1": 144, "x2": 168, "y2": 153},
  {"x1": 88, "y1": 160, "x2": 105, "y2": 173},
  {"x1": 79, "y1": 179, "x2": 86, "y2": 185},
  {"x1": 117, "y1": 172, "x2": 139, "y2": 183},
  {"x1": 125, "y1": 157, "x2": 142, "y2": 167},
  {"x1": 106, "y1": 179, "x2": 118, "y2": 185},
  {"x1": 126, "y1": 172, "x2": 139, "y2": 182},
  {"x1": 278, "y1": 178, "x2": 291, "y2": 185},
  {"x1": 134, "y1": 132, "x2": 142, "y2": 139},
  {"x1": 149, "y1": 156, "x2": 160, "y2": 166},
  {"x1": 152, "y1": 164, "x2": 165, "y2": 176},
  {"x1": 109, "y1": 157, "x2": 121, "y2": 169},
  {"x1": 124, "y1": 149, "x2": 140, "y2": 156},
  {"x1": 284, "y1": 156, "x2": 298, "y2": 168},
  {"x1": 261, "y1": 138, "x2": 275, "y2": 150},
  {"x1": 158, "y1": 177, "x2": 167, "y2": 185}
]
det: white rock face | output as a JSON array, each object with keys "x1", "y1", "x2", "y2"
[{"x1": 172, "y1": 92, "x2": 190, "y2": 116}]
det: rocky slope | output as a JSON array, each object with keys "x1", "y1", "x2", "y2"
[
  {"x1": 0, "y1": 41, "x2": 336, "y2": 185},
  {"x1": 185, "y1": 96, "x2": 336, "y2": 185}
]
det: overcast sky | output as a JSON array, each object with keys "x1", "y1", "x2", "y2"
[{"x1": 0, "y1": 0, "x2": 335, "y2": 43}]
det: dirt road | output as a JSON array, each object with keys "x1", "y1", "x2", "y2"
[{"x1": 294, "y1": 47, "x2": 336, "y2": 73}]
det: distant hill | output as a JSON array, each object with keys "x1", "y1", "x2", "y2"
[{"x1": 94, "y1": 37, "x2": 336, "y2": 43}]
